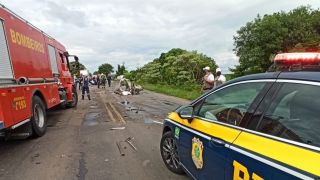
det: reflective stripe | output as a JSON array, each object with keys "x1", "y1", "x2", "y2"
[
  {"x1": 277, "y1": 79, "x2": 320, "y2": 86},
  {"x1": 167, "y1": 113, "x2": 241, "y2": 144},
  {"x1": 229, "y1": 145, "x2": 314, "y2": 180},
  {"x1": 238, "y1": 127, "x2": 320, "y2": 152},
  {"x1": 11, "y1": 119, "x2": 30, "y2": 129},
  {"x1": 165, "y1": 118, "x2": 211, "y2": 140},
  {"x1": 0, "y1": 82, "x2": 57, "y2": 88}
]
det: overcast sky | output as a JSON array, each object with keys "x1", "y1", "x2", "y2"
[{"x1": 2, "y1": 0, "x2": 320, "y2": 73}]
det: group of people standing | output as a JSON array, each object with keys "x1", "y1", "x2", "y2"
[
  {"x1": 96, "y1": 73, "x2": 112, "y2": 89},
  {"x1": 202, "y1": 66, "x2": 226, "y2": 93},
  {"x1": 74, "y1": 73, "x2": 112, "y2": 100}
]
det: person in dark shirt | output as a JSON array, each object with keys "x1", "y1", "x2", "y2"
[
  {"x1": 82, "y1": 75, "x2": 91, "y2": 100},
  {"x1": 78, "y1": 76, "x2": 83, "y2": 90},
  {"x1": 107, "y1": 73, "x2": 112, "y2": 87},
  {"x1": 96, "y1": 74, "x2": 101, "y2": 88}
]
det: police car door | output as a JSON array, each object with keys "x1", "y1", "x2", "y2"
[
  {"x1": 227, "y1": 81, "x2": 320, "y2": 180},
  {"x1": 178, "y1": 81, "x2": 268, "y2": 179}
]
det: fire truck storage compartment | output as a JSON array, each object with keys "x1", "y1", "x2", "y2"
[{"x1": 0, "y1": 20, "x2": 14, "y2": 79}]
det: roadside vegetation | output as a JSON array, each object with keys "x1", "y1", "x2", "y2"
[{"x1": 125, "y1": 48, "x2": 217, "y2": 100}]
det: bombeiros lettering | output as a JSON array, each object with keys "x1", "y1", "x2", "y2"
[{"x1": 10, "y1": 29, "x2": 45, "y2": 53}]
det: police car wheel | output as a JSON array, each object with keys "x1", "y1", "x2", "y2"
[
  {"x1": 31, "y1": 96, "x2": 47, "y2": 137},
  {"x1": 160, "y1": 131, "x2": 185, "y2": 174}
]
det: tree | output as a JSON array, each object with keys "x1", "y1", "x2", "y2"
[
  {"x1": 131, "y1": 48, "x2": 217, "y2": 85},
  {"x1": 69, "y1": 61, "x2": 85, "y2": 76},
  {"x1": 232, "y1": 6, "x2": 320, "y2": 77},
  {"x1": 115, "y1": 64, "x2": 127, "y2": 77},
  {"x1": 98, "y1": 63, "x2": 114, "y2": 74}
]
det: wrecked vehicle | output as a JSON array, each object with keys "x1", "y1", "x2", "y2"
[{"x1": 114, "y1": 78, "x2": 143, "y2": 95}]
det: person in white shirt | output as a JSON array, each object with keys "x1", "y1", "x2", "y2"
[
  {"x1": 215, "y1": 68, "x2": 226, "y2": 87},
  {"x1": 202, "y1": 66, "x2": 215, "y2": 93}
]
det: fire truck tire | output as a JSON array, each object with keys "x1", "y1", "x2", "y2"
[
  {"x1": 31, "y1": 96, "x2": 47, "y2": 137},
  {"x1": 67, "y1": 90, "x2": 78, "y2": 108}
]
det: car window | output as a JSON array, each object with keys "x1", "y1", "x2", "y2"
[
  {"x1": 255, "y1": 83, "x2": 320, "y2": 147},
  {"x1": 197, "y1": 82, "x2": 266, "y2": 126}
]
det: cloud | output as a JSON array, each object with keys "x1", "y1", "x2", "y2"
[
  {"x1": 41, "y1": 1, "x2": 90, "y2": 28},
  {"x1": 1, "y1": 0, "x2": 320, "y2": 73}
]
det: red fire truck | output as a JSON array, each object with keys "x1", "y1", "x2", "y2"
[{"x1": 0, "y1": 4, "x2": 79, "y2": 138}]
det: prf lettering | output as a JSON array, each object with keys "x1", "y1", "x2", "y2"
[
  {"x1": 233, "y1": 160, "x2": 263, "y2": 180},
  {"x1": 10, "y1": 29, "x2": 45, "y2": 54}
]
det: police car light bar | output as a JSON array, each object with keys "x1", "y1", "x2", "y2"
[{"x1": 274, "y1": 53, "x2": 320, "y2": 64}]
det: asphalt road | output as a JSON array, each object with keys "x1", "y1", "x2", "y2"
[{"x1": 0, "y1": 84, "x2": 190, "y2": 180}]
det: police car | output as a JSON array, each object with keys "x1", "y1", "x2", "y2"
[{"x1": 160, "y1": 52, "x2": 320, "y2": 180}]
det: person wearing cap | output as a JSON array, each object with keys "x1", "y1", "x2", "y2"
[
  {"x1": 215, "y1": 68, "x2": 226, "y2": 87},
  {"x1": 202, "y1": 66, "x2": 215, "y2": 93}
]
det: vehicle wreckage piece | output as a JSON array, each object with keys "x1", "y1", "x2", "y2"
[{"x1": 114, "y1": 78, "x2": 143, "y2": 95}]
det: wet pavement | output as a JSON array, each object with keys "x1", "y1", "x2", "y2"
[{"x1": 0, "y1": 84, "x2": 190, "y2": 180}]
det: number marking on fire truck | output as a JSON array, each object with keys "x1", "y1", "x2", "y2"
[{"x1": 13, "y1": 96, "x2": 27, "y2": 110}]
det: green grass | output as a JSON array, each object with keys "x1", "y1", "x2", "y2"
[{"x1": 141, "y1": 83, "x2": 202, "y2": 100}]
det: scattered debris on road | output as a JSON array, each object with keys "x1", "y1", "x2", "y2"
[
  {"x1": 125, "y1": 106, "x2": 144, "y2": 113},
  {"x1": 116, "y1": 142, "x2": 125, "y2": 156},
  {"x1": 152, "y1": 120, "x2": 163, "y2": 125},
  {"x1": 125, "y1": 137, "x2": 137, "y2": 151},
  {"x1": 110, "y1": 127, "x2": 126, "y2": 130},
  {"x1": 120, "y1": 100, "x2": 130, "y2": 105}
]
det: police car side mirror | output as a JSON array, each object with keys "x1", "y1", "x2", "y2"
[{"x1": 178, "y1": 105, "x2": 194, "y2": 122}]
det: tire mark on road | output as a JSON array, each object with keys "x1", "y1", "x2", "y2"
[
  {"x1": 97, "y1": 90, "x2": 126, "y2": 124},
  {"x1": 109, "y1": 102, "x2": 126, "y2": 124},
  {"x1": 96, "y1": 91, "x2": 117, "y2": 123},
  {"x1": 104, "y1": 102, "x2": 116, "y2": 122}
]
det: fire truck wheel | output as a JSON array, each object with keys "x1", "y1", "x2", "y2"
[
  {"x1": 67, "y1": 91, "x2": 78, "y2": 108},
  {"x1": 31, "y1": 96, "x2": 47, "y2": 137}
]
